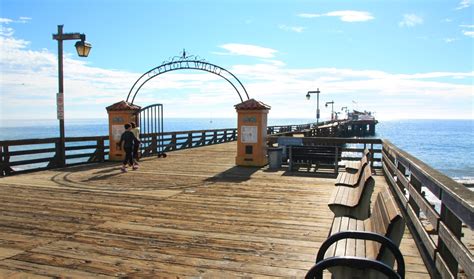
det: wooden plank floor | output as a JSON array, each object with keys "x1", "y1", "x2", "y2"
[{"x1": 0, "y1": 142, "x2": 429, "y2": 278}]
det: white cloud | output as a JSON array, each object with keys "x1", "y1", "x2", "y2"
[
  {"x1": 1, "y1": 26, "x2": 472, "y2": 120},
  {"x1": 298, "y1": 11, "x2": 374, "y2": 22},
  {"x1": 18, "y1": 17, "x2": 32, "y2": 23},
  {"x1": 0, "y1": 18, "x2": 13, "y2": 24},
  {"x1": 444, "y1": 38, "x2": 457, "y2": 43},
  {"x1": 399, "y1": 14, "x2": 423, "y2": 27},
  {"x1": 455, "y1": 0, "x2": 471, "y2": 10},
  {"x1": 460, "y1": 24, "x2": 474, "y2": 37},
  {"x1": 0, "y1": 16, "x2": 31, "y2": 24},
  {"x1": 325, "y1": 11, "x2": 374, "y2": 22},
  {"x1": 278, "y1": 24, "x2": 305, "y2": 33},
  {"x1": 298, "y1": 13, "x2": 321, "y2": 18},
  {"x1": 216, "y1": 43, "x2": 278, "y2": 58},
  {"x1": 462, "y1": 30, "x2": 474, "y2": 37}
]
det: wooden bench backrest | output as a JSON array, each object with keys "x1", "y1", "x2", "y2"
[
  {"x1": 369, "y1": 188, "x2": 405, "y2": 267},
  {"x1": 363, "y1": 148, "x2": 370, "y2": 161},
  {"x1": 358, "y1": 155, "x2": 368, "y2": 171},
  {"x1": 353, "y1": 156, "x2": 368, "y2": 183}
]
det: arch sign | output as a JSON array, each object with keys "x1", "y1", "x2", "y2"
[{"x1": 126, "y1": 50, "x2": 250, "y2": 104}]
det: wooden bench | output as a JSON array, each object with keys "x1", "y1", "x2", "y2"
[
  {"x1": 345, "y1": 148, "x2": 370, "y2": 173},
  {"x1": 288, "y1": 145, "x2": 340, "y2": 174},
  {"x1": 335, "y1": 155, "x2": 368, "y2": 187},
  {"x1": 328, "y1": 164, "x2": 374, "y2": 220},
  {"x1": 306, "y1": 188, "x2": 406, "y2": 279}
]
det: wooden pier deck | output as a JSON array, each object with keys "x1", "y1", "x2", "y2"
[{"x1": 0, "y1": 142, "x2": 429, "y2": 278}]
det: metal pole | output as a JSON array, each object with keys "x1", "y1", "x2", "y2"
[
  {"x1": 331, "y1": 103, "x2": 334, "y2": 120},
  {"x1": 57, "y1": 25, "x2": 65, "y2": 167},
  {"x1": 316, "y1": 91, "x2": 320, "y2": 126}
]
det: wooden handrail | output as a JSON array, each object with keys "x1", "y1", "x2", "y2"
[{"x1": 382, "y1": 139, "x2": 473, "y2": 278}]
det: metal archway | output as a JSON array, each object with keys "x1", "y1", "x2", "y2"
[{"x1": 126, "y1": 51, "x2": 250, "y2": 104}]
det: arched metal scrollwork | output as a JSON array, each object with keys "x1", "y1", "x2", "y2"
[{"x1": 126, "y1": 50, "x2": 250, "y2": 103}]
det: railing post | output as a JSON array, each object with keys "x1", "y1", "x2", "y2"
[
  {"x1": 213, "y1": 131, "x2": 218, "y2": 144},
  {"x1": 188, "y1": 132, "x2": 193, "y2": 148},
  {"x1": 171, "y1": 133, "x2": 177, "y2": 150},
  {"x1": 437, "y1": 200, "x2": 462, "y2": 276},
  {"x1": 370, "y1": 143, "x2": 374, "y2": 171},
  {"x1": 198, "y1": 132, "x2": 203, "y2": 145},
  {"x1": 0, "y1": 145, "x2": 3, "y2": 176},
  {"x1": 151, "y1": 134, "x2": 158, "y2": 155},
  {"x1": 0, "y1": 144, "x2": 12, "y2": 176},
  {"x1": 396, "y1": 161, "x2": 407, "y2": 194},
  {"x1": 409, "y1": 175, "x2": 421, "y2": 216},
  {"x1": 97, "y1": 138, "x2": 105, "y2": 162},
  {"x1": 54, "y1": 139, "x2": 62, "y2": 167},
  {"x1": 223, "y1": 130, "x2": 227, "y2": 142}
]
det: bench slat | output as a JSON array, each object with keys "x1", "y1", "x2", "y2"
[
  {"x1": 335, "y1": 217, "x2": 350, "y2": 257},
  {"x1": 325, "y1": 217, "x2": 342, "y2": 258},
  {"x1": 346, "y1": 218, "x2": 357, "y2": 256},
  {"x1": 356, "y1": 219, "x2": 366, "y2": 258}
]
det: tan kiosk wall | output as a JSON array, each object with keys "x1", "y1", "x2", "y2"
[
  {"x1": 106, "y1": 101, "x2": 141, "y2": 161},
  {"x1": 235, "y1": 99, "x2": 271, "y2": 167}
]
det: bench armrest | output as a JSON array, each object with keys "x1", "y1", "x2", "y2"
[
  {"x1": 306, "y1": 231, "x2": 405, "y2": 279},
  {"x1": 305, "y1": 256, "x2": 401, "y2": 279}
]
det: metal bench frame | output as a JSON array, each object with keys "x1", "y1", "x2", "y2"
[{"x1": 305, "y1": 231, "x2": 405, "y2": 279}]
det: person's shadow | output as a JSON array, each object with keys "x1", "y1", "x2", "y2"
[{"x1": 204, "y1": 165, "x2": 261, "y2": 183}]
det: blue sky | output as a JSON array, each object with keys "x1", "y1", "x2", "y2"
[{"x1": 0, "y1": 0, "x2": 473, "y2": 121}]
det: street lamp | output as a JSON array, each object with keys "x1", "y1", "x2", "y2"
[
  {"x1": 53, "y1": 25, "x2": 92, "y2": 167},
  {"x1": 306, "y1": 88, "x2": 321, "y2": 126},
  {"x1": 325, "y1": 101, "x2": 335, "y2": 121},
  {"x1": 341, "y1": 106, "x2": 348, "y2": 119}
]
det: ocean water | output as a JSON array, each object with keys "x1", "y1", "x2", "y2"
[{"x1": 1, "y1": 118, "x2": 472, "y2": 183}]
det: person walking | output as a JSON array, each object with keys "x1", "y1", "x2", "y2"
[
  {"x1": 130, "y1": 122, "x2": 140, "y2": 164},
  {"x1": 118, "y1": 123, "x2": 140, "y2": 172}
]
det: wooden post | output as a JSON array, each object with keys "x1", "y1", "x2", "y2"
[
  {"x1": 151, "y1": 135, "x2": 157, "y2": 155},
  {"x1": 0, "y1": 145, "x2": 10, "y2": 176},
  {"x1": 437, "y1": 202, "x2": 462, "y2": 276},
  {"x1": 171, "y1": 133, "x2": 177, "y2": 150},
  {"x1": 187, "y1": 133, "x2": 193, "y2": 148},
  {"x1": 370, "y1": 143, "x2": 374, "y2": 172},
  {"x1": 409, "y1": 175, "x2": 422, "y2": 216},
  {"x1": 54, "y1": 139, "x2": 62, "y2": 167},
  {"x1": 97, "y1": 138, "x2": 105, "y2": 162},
  {"x1": 396, "y1": 161, "x2": 407, "y2": 194},
  {"x1": 200, "y1": 132, "x2": 206, "y2": 146}
]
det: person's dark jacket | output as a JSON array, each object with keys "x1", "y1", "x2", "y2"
[{"x1": 119, "y1": 131, "x2": 140, "y2": 149}]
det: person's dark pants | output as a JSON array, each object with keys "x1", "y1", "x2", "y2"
[
  {"x1": 133, "y1": 142, "x2": 140, "y2": 161},
  {"x1": 123, "y1": 146, "x2": 134, "y2": 166}
]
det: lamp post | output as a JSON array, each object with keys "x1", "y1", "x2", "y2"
[
  {"x1": 341, "y1": 106, "x2": 348, "y2": 119},
  {"x1": 306, "y1": 88, "x2": 321, "y2": 126},
  {"x1": 325, "y1": 101, "x2": 335, "y2": 121},
  {"x1": 53, "y1": 25, "x2": 92, "y2": 167}
]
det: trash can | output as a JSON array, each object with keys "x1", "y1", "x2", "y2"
[{"x1": 267, "y1": 147, "x2": 283, "y2": 169}]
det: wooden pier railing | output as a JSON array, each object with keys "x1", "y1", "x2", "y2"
[
  {"x1": 0, "y1": 124, "x2": 311, "y2": 176},
  {"x1": 382, "y1": 140, "x2": 473, "y2": 278},
  {"x1": 267, "y1": 135, "x2": 384, "y2": 169},
  {"x1": 0, "y1": 136, "x2": 108, "y2": 176}
]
